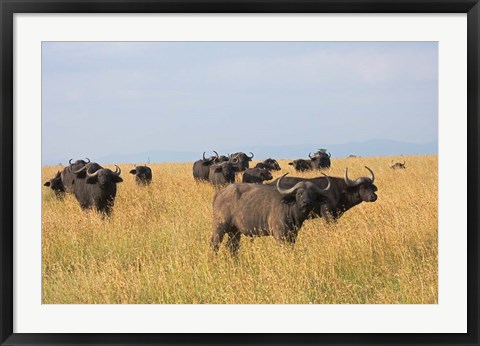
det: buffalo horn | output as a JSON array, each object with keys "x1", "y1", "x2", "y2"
[
  {"x1": 327, "y1": 152, "x2": 331, "y2": 158},
  {"x1": 213, "y1": 151, "x2": 219, "y2": 158},
  {"x1": 202, "y1": 152, "x2": 207, "y2": 160},
  {"x1": 344, "y1": 168, "x2": 357, "y2": 187},
  {"x1": 113, "y1": 165, "x2": 121, "y2": 176},
  {"x1": 69, "y1": 158, "x2": 73, "y2": 165},
  {"x1": 85, "y1": 158, "x2": 90, "y2": 164},
  {"x1": 365, "y1": 166, "x2": 375, "y2": 182},
  {"x1": 86, "y1": 168, "x2": 100, "y2": 178},
  {"x1": 248, "y1": 152, "x2": 254, "y2": 159},
  {"x1": 308, "y1": 152, "x2": 314, "y2": 159},
  {"x1": 71, "y1": 165, "x2": 88, "y2": 174},
  {"x1": 277, "y1": 173, "x2": 305, "y2": 196}
]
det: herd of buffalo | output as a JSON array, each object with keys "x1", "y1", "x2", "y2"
[{"x1": 44, "y1": 150, "x2": 406, "y2": 255}]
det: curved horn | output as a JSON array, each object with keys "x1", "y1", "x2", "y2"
[
  {"x1": 71, "y1": 165, "x2": 88, "y2": 174},
  {"x1": 86, "y1": 167, "x2": 100, "y2": 178},
  {"x1": 113, "y1": 165, "x2": 121, "y2": 176},
  {"x1": 69, "y1": 158, "x2": 73, "y2": 165},
  {"x1": 344, "y1": 168, "x2": 357, "y2": 187},
  {"x1": 276, "y1": 173, "x2": 308, "y2": 196},
  {"x1": 320, "y1": 173, "x2": 331, "y2": 192},
  {"x1": 365, "y1": 166, "x2": 375, "y2": 183},
  {"x1": 327, "y1": 152, "x2": 331, "y2": 158},
  {"x1": 309, "y1": 152, "x2": 314, "y2": 159},
  {"x1": 202, "y1": 152, "x2": 207, "y2": 160},
  {"x1": 248, "y1": 152, "x2": 254, "y2": 159},
  {"x1": 84, "y1": 157, "x2": 90, "y2": 164},
  {"x1": 305, "y1": 174, "x2": 332, "y2": 196},
  {"x1": 213, "y1": 151, "x2": 219, "y2": 158}
]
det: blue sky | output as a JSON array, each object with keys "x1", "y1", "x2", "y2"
[{"x1": 42, "y1": 42, "x2": 438, "y2": 164}]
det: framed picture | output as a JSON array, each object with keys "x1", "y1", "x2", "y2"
[{"x1": 1, "y1": 0, "x2": 479, "y2": 345}]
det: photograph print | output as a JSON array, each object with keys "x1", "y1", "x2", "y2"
[{"x1": 42, "y1": 41, "x2": 438, "y2": 304}]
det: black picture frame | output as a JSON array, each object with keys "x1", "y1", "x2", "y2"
[{"x1": 1, "y1": 1, "x2": 479, "y2": 345}]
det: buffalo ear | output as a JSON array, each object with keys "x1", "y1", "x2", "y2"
[
  {"x1": 113, "y1": 176, "x2": 123, "y2": 183},
  {"x1": 129, "y1": 169, "x2": 136, "y2": 174},
  {"x1": 288, "y1": 162, "x2": 293, "y2": 165},
  {"x1": 86, "y1": 176, "x2": 98, "y2": 184},
  {"x1": 44, "y1": 181, "x2": 51, "y2": 187}
]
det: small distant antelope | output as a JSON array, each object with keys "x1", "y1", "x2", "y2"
[{"x1": 390, "y1": 160, "x2": 406, "y2": 169}]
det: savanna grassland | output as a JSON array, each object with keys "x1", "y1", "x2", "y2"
[{"x1": 42, "y1": 155, "x2": 437, "y2": 304}]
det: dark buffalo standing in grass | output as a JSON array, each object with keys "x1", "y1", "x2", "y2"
[
  {"x1": 255, "y1": 158, "x2": 281, "y2": 171},
  {"x1": 288, "y1": 159, "x2": 312, "y2": 172},
  {"x1": 390, "y1": 160, "x2": 406, "y2": 169},
  {"x1": 192, "y1": 151, "x2": 220, "y2": 181},
  {"x1": 309, "y1": 151, "x2": 331, "y2": 169},
  {"x1": 208, "y1": 159, "x2": 239, "y2": 186},
  {"x1": 130, "y1": 165, "x2": 153, "y2": 185},
  {"x1": 70, "y1": 164, "x2": 123, "y2": 216},
  {"x1": 43, "y1": 171, "x2": 66, "y2": 198},
  {"x1": 211, "y1": 173, "x2": 331, "y2": 256},
  {"x1": 242, "y1": 168, "x2": 273, "y2": 184},
  {"x1": 269, "y1": 166, "x2": 377, "y2": 221},
  {"x1": 229, "y1": 152, "x2": 254, "y2": 171}
]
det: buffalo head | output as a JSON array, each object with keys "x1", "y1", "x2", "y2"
[
  {"x1": 86, "y1": 165, "x2": 123, "y2": 188},
  {"x1": 344, "y1": 166, "x2": 378, "y2": 202},
  {"x1": 277, "y1": 173, "x2": 331, "y2": 214}
]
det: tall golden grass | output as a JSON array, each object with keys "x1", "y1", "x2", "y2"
[{"x1": 42, "y1": 155, "x2": 437, "y2": 304}]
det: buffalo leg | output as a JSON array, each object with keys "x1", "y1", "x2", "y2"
[
  {"x1": 226, "y1": 231, "x2": 241, "y2": 257},
  {"x1": 210, "y1": 223, "x2": 228, "y2": 254}
]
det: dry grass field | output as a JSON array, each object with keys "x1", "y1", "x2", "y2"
[{"x1": 42, "y1": 155, "x2": 437, "y2": 304}]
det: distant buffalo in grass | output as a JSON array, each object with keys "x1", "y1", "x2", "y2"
[
  {"x1": 43, "y1": 171, "x2": 65, "y2": 198},
  {"x1": 130, "y1": 165, "x2": 152, "y2": 185},
  {"x1": 193, "y1": 151, "x2": 219, "y2": 181},
  {"x1": 288, "y1": 159, "x2": 312, "y2": 172},
  {"x1": 70, "y1": 163, "x2": 123, "y2": 216},
  {"x1": 208, "y1": 159, "x2": 239, "y2": 186},
  {"x1": 255, "y1": 158, "x2": 281, "y2": 171},
  {"x1": 229, "y1": 152, "x2": 254, "y2": 172},
  {"x1": 242, "y1": 168, "x2": 273, "y2": 184},
  {"x1": 390, "y1": 160, "x2": 406, "y2": 169}
]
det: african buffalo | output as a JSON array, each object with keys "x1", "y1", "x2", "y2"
[
  {"x1": 288, "y1": 159, "x2": 312, "y2": 172},
  {"x1": 69, "y1": 164, "x2": 123, "y2": 215},
  {"x1": 255, "y1": 158, "x2": 281, "y2": 171},
  {"x1": 269, "y1": 166, "x2": 377, "y2": 221},
  {"x1": 229, "y1": 152, "x2": 254, "y2": 171},
  {"x1": 390, "y1": 160, "x2": 406, "y2": 169},
  {"x1": 211, "y1": 173, "x2": 331, "y2": 255},
  {"x1": 309, "y1": 150, "x2": 331, "y2": 169},
  {"x1": 193, "y1": 151, "x2": 219, "y2": 181},
  {"x1": 242, "y1": 168, "x2": 273, "y2": 184},
  {"x1": 43, "y1": 171, "x2": 66, "y2": 198},
  {"x1": 130, "y1": 165, "x2": 153, "y2": 185},
  {"x1": 208, "y1": 159, "x2": 239, "y2": 186}
]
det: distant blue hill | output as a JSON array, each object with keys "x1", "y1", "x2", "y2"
[{"x1": 42, "y1": 139, "x2": 437, "y2": 165}]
